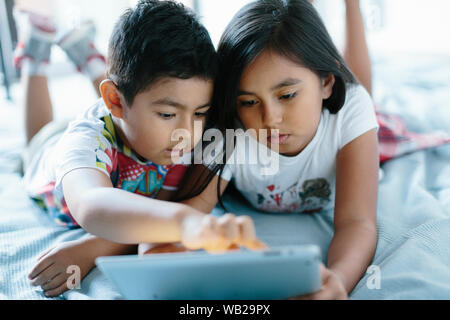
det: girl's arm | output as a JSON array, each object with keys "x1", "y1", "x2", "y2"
[
  {"x1": 329, "y1": 2, "x2": 376, "y2": 292},
  {"x1": 328, "y1": 128, "x2": 379, "y2": 293}
]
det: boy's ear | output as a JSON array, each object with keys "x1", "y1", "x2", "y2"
[
  {"x1": 100, "y1": 79, "x2": 124, "y2": 119},
  {"x1": 321, "y1": 74, "x2": 336, "y2": 100}
]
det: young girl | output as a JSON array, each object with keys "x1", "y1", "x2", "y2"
[{"x1": 176, "y1": 0, "x2": 379, "y2": 300}]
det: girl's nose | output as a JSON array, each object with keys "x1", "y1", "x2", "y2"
[{"x1": 262, "y1": 103, "x2": 283, "y2": 128}]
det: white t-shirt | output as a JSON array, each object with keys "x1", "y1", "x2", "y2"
[{"x1": 208, "y1": 84, "x2": 379, "y2": 214}]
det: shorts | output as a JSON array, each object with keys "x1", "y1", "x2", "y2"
[{"x1": 21, "y1": 119, "x2": 71, "y2": 175}]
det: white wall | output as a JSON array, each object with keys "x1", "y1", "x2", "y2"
[
  {"x1": 197, "y1": 0, "x2": 252, "y2": 47},
  {"x1": 366, "y1": 0, "x2": 450, "y2": 55},
  {"x1": 20, "y1": 0, "x2": 449, "y2": 72},
  {"x1": 198, "y1": 0, "x2": 450, "y2": 55}
]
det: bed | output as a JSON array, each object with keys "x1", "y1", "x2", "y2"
[{"x1": 1, "y1": 53, "x2": 449, "y2": 300}]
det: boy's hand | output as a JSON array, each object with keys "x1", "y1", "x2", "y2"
[
  {"x1": 181, "y1": 213, "x2": 267, "y2": 253},
  {"x1": 28, "y1": 240, "x2": 96, "y2": 297},
  {"x1": 138, "y1": 243, "x2": 188, "y2": 255},
  {"x1": 291, "y1": 264, "x2": 348, "y2": 300},
  {"x1": 138, "y1": 243, "x2": 242, "y2": 255}
]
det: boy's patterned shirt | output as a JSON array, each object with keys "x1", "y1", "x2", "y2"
[{"x1": 26, "y1": 100, "x2": 188, "y2": 228}]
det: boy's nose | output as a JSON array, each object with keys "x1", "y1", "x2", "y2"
[{"x1": 179, "y1": 117, "x2": 203, "y2": 146}]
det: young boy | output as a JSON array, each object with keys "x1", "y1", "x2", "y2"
[{"x1": 17, "y1": 0, "x2": 264, "y2": 298}]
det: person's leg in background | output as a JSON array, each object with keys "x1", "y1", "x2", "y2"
[
  {"x1": 309, "y1": 0, "x2": 372, "y2": 95},
  {"x1": 14, "y1": 10, "x2": 107, "y2": 144},
  {"x1": 13, "y1": 10, "x2": 56, "y2": 144},
  {"x1": 343, "y1": 0, "x2": 372, "y2": 95},
  {"x1": 340, "y1": 0, "x2": 450, "y2": 164},
  {"x1": 57, "y1": 20, "x2": 106, "y2": 97}
]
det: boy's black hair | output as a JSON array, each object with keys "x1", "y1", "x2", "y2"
[
  {"x1": 174, "y1": 0, "x2": 358, "y2": 209},
  {"x1": 107, "y1": 0, "x2": 218, "y2": 105}
]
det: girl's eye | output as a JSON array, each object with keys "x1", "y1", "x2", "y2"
[
  {"x1": 158, "y1": 113, "x2": 176, "y2": 119},
  {"x1": 239, "y1": 100, "x2": 259, "y2": 107},
  {"x1": 279, "y1": 92, "x2": 297, "y2": 100}
]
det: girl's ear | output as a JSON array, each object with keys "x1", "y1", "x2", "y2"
[
  {"x1": 321, "y1": 74, "x2": 336, "y2": 100},
  {"x1": 100, "y1": 79, "x2": 124, "y2": 119}
]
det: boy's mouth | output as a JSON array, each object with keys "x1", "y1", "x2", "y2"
[
  {"x1": 165, "y1": 149, "x2": 184, "y2": 157},
  {"x1": 267, "y1": 134, "x2": 290, "y2": 145}
]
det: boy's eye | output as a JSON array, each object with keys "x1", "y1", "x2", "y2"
[
  {"x1": 194, "y1": 111, "x2": 209, "y2": 117},
  {"x1": 239, "y1": 100, "x2": 259, "y2": 107},
  {"x1": 279, "y1": 92, "x2": 297, "y2": 100},
  {"x1": 158, "y1": 113, "x2": 176, "y2": 119}
]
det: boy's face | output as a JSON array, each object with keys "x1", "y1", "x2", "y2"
[{"x1": 115, "y1": 77, "x2": 213, "y2": 166}]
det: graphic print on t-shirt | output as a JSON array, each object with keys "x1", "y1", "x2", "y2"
[{"x1": 257, "y1": 178, "x2": 331, "y2": 214}]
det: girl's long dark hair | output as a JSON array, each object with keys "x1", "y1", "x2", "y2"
[{"x1": 174, "y1": 0, "x2": 358, "y2": 208}]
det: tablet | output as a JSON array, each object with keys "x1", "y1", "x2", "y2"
[{"x1": 96, "y1": 244, "x2": 322, "y2": 300}]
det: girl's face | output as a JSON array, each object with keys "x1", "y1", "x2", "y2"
[{"x1": 237, "y1": 50, "x2": 335, "y2": 156}]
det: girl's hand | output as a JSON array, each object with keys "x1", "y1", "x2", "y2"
[
  {"x1": 28, "y1": 240, "x2": 96, "y2": 297},
  {"x1": 291, "y1": 264, "x2": 348, "y2": 300},
  {"x1": 180, "y1": 213, "x2": 267, "y2": 253}
]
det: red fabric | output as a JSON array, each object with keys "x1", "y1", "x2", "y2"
[
  {"x1": 376, "y1": 108, "x2": 450, "y2": 163},
  {"x1": 163, "y1": 164, "x2": 189, "y2": 189}
]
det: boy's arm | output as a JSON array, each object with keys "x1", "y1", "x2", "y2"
[
  {"x1": 138, "y1": 165, "x2": 231, "y2": 255},
  {"x1": 63, "y1": 167, "x2": 263, "y2": 252},
  {"x1": 62, "y1": 167, "x2": 203, "y2": 244},
  {"x1": 73, "y1": 185, "x2": 176, "y2": 255},
  {"x1": 28, "y1": 235, "x2": 137, "y2": 297},
  {"x1": 31, "y1": 177, "x2": 196, "y2": 297}
]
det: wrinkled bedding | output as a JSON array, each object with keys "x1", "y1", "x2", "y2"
[{"x1": 1, "y1": 54, "x2": 449, "y2": 300}]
